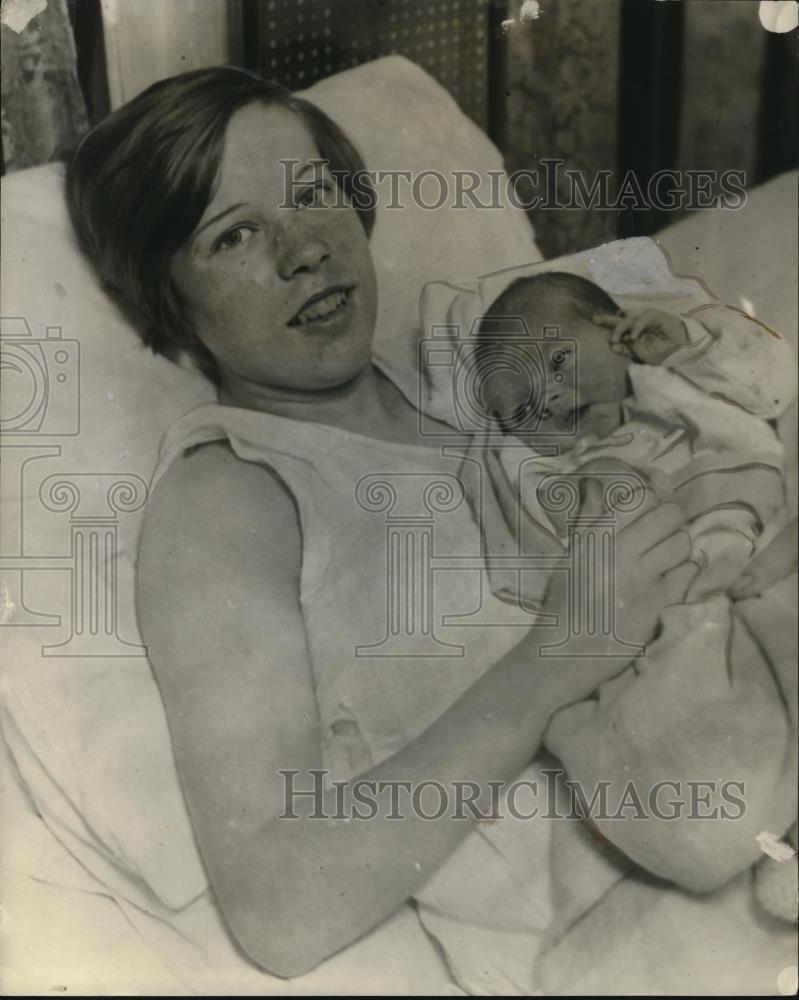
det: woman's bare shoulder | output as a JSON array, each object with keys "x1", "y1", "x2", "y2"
[
  {"x1": 139, "y1": 440, "x2": 301, "y2": 609},
  {"x1": 150, "y1": 440, "x2": 295, "y2": 521},
  {"x1": 146, "y1": 440, "x2": 298, "y2": 548}
]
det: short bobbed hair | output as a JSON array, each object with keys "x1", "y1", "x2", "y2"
[{"x1": 65, "y1": 66, "x2": 376, "y2": 382}]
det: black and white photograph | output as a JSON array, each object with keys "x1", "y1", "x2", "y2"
[{"x1": 1, "y1": 0, "x2": 798, "y2": 994}]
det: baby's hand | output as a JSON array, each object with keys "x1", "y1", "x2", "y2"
[
  {"x1": 730, "y1": 519, "x2": 798, "y2": 599},
  {"x1": 594, "y1": 309, "x2": 688, "y2": 365}
]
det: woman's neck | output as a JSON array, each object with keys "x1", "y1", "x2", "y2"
[{"x1": 217, "y1": 363, "x2": 414, "y2": 442}]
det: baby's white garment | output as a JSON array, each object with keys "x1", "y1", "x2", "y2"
[
  {"x1": 420, "y1": 250, "x2": 794, "y2": 606},
  {"x1": 421, "y1": 239, "x2": 795, "y2": 610},
  {"x1": 416, "y1": 243, "x2": 797, "y2": 988},
  {"x1": 498, "y1": 358, "x2": 786, "y2": 605}
]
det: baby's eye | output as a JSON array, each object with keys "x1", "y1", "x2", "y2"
[
  {"x1": 215, "y1": 225, "x2": 256, "y2": 252},
  {"x1": 550, "y1": 348, "x2": 571, "y2": 369},
  {"x1": 298, "y1": 181, "x2": 335, "y2": 208}
]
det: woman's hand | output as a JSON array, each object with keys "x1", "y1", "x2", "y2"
[
  {"x1": 730, "y1": 519, "x2": 798, "y2": 598},
  {"x1": 608, "y1": 500, "x2": 697, "y2": 645},
  {"x1": 475, "y1": 442, "x2": 697, "y2": 677},
  {"x1": 542, "y1": 467, "x2": 697, "y2": 666}
]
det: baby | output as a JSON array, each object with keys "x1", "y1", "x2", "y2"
[
  {"x1": 414, "y1": 259, "x2": 797, "y2": 988},
  {"x1": 474, "y1": 269, "x2": 797, "y2": 913},
  {"x1": 474, "y1": 270, "x2": 792, "y2": 604}
]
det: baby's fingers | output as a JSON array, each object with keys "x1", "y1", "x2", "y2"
[
  {"x1": 730, "y1": 519, "x2": 798, "y2": 598},
  {"x1": 600, "y1": 313, "x2": 638, "y2": 351},
  {"x1": 661, "y1": 560, "x2": 701, "y2": 606},
  {"x1": 619, "y1": 500, "x2": 684, "y2": 561},
  {"x1": 593, "y1": 311, "x2": 626, "y2": 330},
  {"x1": 633, "y1": 330, "x2": 670, "y2": 365},
  {"x1": 625, "y1": 310, "x2": 663, "y2": 345},
  {"x1": 646, "y1": 529, "x2": 693, "y2": 576}
]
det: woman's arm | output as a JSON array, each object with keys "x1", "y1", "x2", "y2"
[{"x1": 138, "y1": 442, "x2": 693, "y2": 977}]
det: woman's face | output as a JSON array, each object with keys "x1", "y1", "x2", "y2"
[{"x1": 171, "y1": 102, "x2": 378, "y2": 392}]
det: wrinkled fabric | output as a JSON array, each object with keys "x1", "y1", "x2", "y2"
[{"x1": 150, "y1": 386, "x2": 558, "y2": 993}]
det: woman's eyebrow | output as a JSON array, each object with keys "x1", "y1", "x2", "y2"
[
  {"x1": 296, "y1": 160, "x2": 326, "y2": 180},
  {"x1": 194, "y1": 162, "x2": 320, "y2": 238},
  {"x1": 196, "y1": 203, "x2": 247, "y2": 236}
]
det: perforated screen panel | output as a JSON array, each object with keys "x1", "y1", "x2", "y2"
[{"x1": 251, "y1": 0, "x2": 492, "y2": 131}]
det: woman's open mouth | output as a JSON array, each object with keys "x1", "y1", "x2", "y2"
[{"x1": 288, "y1": 286, "x2": 354, "y2": 327}]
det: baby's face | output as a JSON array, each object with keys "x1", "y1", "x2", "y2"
[{"x1": 482, "y1": 314, "x2": 630, "y2": 436}]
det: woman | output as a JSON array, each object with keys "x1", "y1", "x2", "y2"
[{"x1": 65, "y1": 67, "x2": 784, "y2": 983}]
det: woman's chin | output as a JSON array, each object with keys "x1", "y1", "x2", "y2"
[
  {"x1": 318, "y1": 335, "x2": 377, "y2": 385},
  {"x1": 275, "y1": 342, "x2": 374, "y2": 393},
  {"x1": 312, "y1": 356, "x2": 374, "y2": 392}
]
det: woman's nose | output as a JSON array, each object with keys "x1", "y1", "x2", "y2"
[{"x1": 275, "y1": 222, "x2": 331, "y2": 279}]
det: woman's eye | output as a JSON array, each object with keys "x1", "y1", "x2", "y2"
[
  {"x1": 298, "y1": 181, "x2": 333, "y2": 208},
  {"x1": 215, "y1": 226, "x2": 255, "y2": 252}
]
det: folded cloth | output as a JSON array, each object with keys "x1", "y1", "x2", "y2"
[
  {"x1": 539, "y1": 577, "x2": 797, "y2": 987},
  {"x1": 537, "y1": 869, "x2": 798, "y2": 996},
  {"x1": 535, "y1": 575, "x2": 798, "y2": 995},
  {"x1": 545, "y1": 591, "x2": 797, "y2": 891},
  {"x1": 416, "y1": 239, "x2": 797, "y2": 993}
]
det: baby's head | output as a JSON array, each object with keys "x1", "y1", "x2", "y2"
[{"x1": 475, "y1": 271, "x2": 630, "y2": 435}]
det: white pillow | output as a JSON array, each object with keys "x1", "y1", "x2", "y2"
[{"x1": 0, "y1": 56, "x2": 540, "y2": 910}]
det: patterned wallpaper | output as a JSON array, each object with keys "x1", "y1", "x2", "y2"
[
  {"x1": 677, "y1": 0, "x2": 765, "y2": 183},
  {"x1": 498, "y1": 0, "x2": 777, "y2": 259},
  {"x1": 501, "y1": 0, "x2": 621, "y2": 258},
  {"x1": 253, "y1": 0, "x2": 491, "y2": 132}
]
